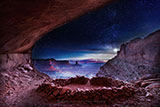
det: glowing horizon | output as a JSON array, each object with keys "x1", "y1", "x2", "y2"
[{"x1": 56, "y1": 52, "x2": 117, "y2": 62}]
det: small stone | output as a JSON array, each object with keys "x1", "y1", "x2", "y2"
[
  {"x1": 107, "y1": 87, "x2": 112, "y2": 90},
  {"x1": 24, "y1": 64, "x2": 33, "y2": 70},
  {"x1": 94, "y1": 96, "x2": 99, "y2": 102},
  {"x1": 85, "y1": 89, "x2": 89, "y2": 91},
  {"x1": 60, "y1": 88, "x2": 68, "y2": 95},
  {"x1": 146, "y1": 99, "x2": 151, "y2": 102},
  {"x1": 146, "y1": 92, "x2": 153, "y2": 98},
  {"x1": 70, "y1": 90, "x2": 75, "y2": 96},
  {"x1": 82, "y1": 95, "x2": 88, "y2": 99},
  {"x1": 102, "y1": 95, "x2": 108, "y2": 100},
  {"x1": 53, "y1": 90, "x2": 59, "y2": 96},
  {"x1": 77, "y1": 88, "x2": 80, "y2": 91},
  {"x1": 102, "y1": 87, "x2": 107, "y2": 89}
]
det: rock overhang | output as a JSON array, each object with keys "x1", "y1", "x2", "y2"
[{"x1": 0, "y1": 0, "x2": 115, "y2": 54}]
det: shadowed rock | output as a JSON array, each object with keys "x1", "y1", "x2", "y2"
[{"x1": 0, "y1": 0, "x2": 114, "y2": 53}]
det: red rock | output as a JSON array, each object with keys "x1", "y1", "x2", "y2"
[
  {"x1": 94, "y1": 96, "x2": 100, "y2": 102},
  {"x1": 70, "y1": 90, "x2": 75, "y2": 96},
  {"x1": 53, "y1": 90, "x2": 59, "y2": 96},
  {"x1": 146, "y1": 83, "x2": 160, "y2": 89},
  {"x1": 145, "y1": 92, "x2": 153, "y2": 98},
  {"x1": 141, "y1": 82, "x2": 152, "y2": 87},
  {"x1": 60, "y1": 88, "x2": 69, "y2": 95},
  {"x1": 97, "y1": 30, "x2": 160, "y2": 82},
  {"x1": 102, "y1": 95, "x2": 108, "y2": 100},
  {"x1": 82, "y1": 95, "x2": 88, "y2": 99},
  {"x1": 0, "y1": 0, "x2": 113, "y2": 53},
  {"x1": 90, "y1": 77, "x2": 124, "y2": 87}
]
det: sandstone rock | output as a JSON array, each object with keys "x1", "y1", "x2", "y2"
[
  {"x1": 102, "y1": 95, "x2": 108, "y2": 100},
  {"x1": 82, "y1": 95, "x2": 88, "y2": 99},
  {"x1": 0, "y1": 0, "x2": 114, "y2": 53},
  {"x1": 0, "y1": 61, "x2": 52, "y2": 107},
  {"x1": 146, "y1": 92, "x2": 153, "y2": 98},
  {"x1": 53, "y1": 90, "x2": 59, "y2": 96},
  {"x1": 68, "y1": 76, "x2": 89, "y2": 85},
  {"x1": 36, "y1": 77, "x2": 136, "y2": 105},
  {"x1": 97, "y1": 30, "x2": 160, "y2": 82},
  {"x1": 146, "y1": 83, "x2": 160, "y2": 89},
  {"x1": 0, "y1": 54, "x2": 31, "y2": 70},
  {"x1": 3, "y1": 0, "x2": 160, "y2": 106},
  {"x1": 23, "y1": 64, "x2": 33, "y2": 71},
  {"x1": 90, "y1": 77, "x2": 124, "y2": 87},
  {"x1": 60, "y1": 88, "x2": 68, "y2": 95},
  {"x1": 141, "y1": 82, "x2": 152, "y2": 87},
  {"x1": 70, "y1": 90, "x2": 75, "y2": 96}
]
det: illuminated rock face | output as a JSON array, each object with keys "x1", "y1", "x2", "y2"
[
  {"x1": 0, "y1": 54, "x2": 31, "y2": 70},
  {"x1": 97, "y1": 30, "x2": 160, "y2": 81},
  {"x1": 0, "y1": 53, "x2": 52, "y2": 106},
  {"x1": 0, "y1": 0, "x2": 113, "y2": 53}
]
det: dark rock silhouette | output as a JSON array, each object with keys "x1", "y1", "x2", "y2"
[{"x1": 75, "y1": 61, "x2": 79, "y2": 65}]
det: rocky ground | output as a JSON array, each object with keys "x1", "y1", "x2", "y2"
[
  {"x1": 0, "y1": 54, "x2": 52, "y2": 107},
  {"x1": 0, "y1": 65, "x2": 159, "y2": 107},
  {"x1": 35, "y1": 76, "x2": 160, "y2": 107},
  {"x1": 0, "y1": 64, "x2": 52, "y2": 107}
]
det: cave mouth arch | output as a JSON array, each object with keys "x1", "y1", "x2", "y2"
[{"x1": 31, "y1": 0, "x2": 160, "y2": 79}]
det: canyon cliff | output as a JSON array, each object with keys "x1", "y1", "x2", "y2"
[{"x1": 97, "y1": 30, "x2": 160, "y2": 81}]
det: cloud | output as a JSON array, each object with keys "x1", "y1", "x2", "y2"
[{"x1": 59, "y1": 52, "x2": 117, "y2": 62}]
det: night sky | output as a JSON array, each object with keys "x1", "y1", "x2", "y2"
[{"x1": 32, "y1": 0, "x2": 160, "y2": 61}]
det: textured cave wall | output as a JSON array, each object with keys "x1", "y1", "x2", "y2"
[{"x1": 0, "y1": 0, "x2": 114, "y2": 54}]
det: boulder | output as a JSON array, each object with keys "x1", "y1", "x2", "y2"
[
  {"x1": 53, "y1": 90, "x2": 59, "y2": 96},
  {"x1": 60, "y1": 88, "x2": 69, "y2": 95},
  {"x1": 0, "y1": 54, "x2": 31, "y2": 70}
]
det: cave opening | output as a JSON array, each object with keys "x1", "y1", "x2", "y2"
[{"x1": 32, "y1": 0, "x2": 160, "y2": 79}]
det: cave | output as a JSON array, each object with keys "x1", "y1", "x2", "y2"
[
  {"x1": 31, "y1": 3, "x2": 121, "y2": 79},
  {"x1": 0, "y1": 0, "x2": 160, "y2": 107}
]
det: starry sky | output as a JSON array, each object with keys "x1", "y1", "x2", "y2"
[{"x1": 32, "y1": 0, "x2": 160, "y2": 61}]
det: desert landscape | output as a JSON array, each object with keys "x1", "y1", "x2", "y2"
[
  {"x1": 0, "y1": 0, "x2": 160, "y2": 107},
  {"x1": 0, "y1": 30, "x2": 160, "y2": 107}
]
